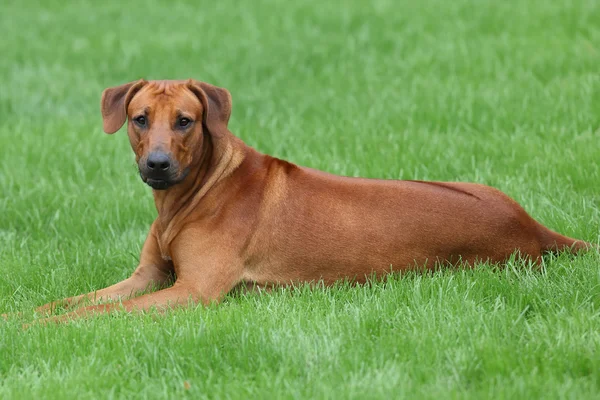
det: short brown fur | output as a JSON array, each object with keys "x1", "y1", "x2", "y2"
[{"x1": 29, "y1": 79, "x2": 594, "y2": 322}]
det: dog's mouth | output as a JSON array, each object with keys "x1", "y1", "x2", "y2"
[
  {"x1": 145, "y1": 178, "x2": 172, "y2": 190},
  {"x1": 140, "y1": 168, "x2": 190, "y2": 191}
]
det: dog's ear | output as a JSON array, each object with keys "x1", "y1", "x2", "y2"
[
  {"x1": 100, "y1": 79, "x2": 147, "y2": 134},
  {"x1": 186, "y1": 80, "x2": 232, "y2": 137}
]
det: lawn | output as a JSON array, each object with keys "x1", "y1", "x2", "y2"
[{"x1": 1, "y1": 0, "x2": 600, "y2": 398}]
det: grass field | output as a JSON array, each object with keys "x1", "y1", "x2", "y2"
[{"x1": 1, "y1": 0, "x2": 600, "y2": 398}]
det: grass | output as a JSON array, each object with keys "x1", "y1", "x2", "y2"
[{"x1": 1, "y1": 0, "x2": 599, "y2": 398}]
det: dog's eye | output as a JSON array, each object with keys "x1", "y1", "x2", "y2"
[
  {"x1": 134, "y1": 116, "x2": 147, "y2": 127},
  {"x1": 178, "y1": 118, "x2": 192, "y2": 128}
]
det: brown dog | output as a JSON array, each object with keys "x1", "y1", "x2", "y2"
[{"x1": 33, "y1": 79, "x2": 592, "y2": 320}]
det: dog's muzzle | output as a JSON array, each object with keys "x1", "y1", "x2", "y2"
[{"x1": 139, "y1": 151, "x2": 187, "y2": 190}]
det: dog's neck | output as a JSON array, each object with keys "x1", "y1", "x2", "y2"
[
  {"x1": 152, "y1": 132, "x2": 214, "y2": 215},
  {"x1": 152, "y1": 130, "x2": 247, "y2": 257}
]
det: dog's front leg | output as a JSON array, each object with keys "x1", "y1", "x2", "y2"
[
  {"x1": 34, "y1": 281, "x2": 199, "y2": 324},
  {"x1": 35, "y1": 233, "x2": 245, "y2": 323},
  {"x1": 34, "y1": 222, "x2": 173, "y2": 315}
]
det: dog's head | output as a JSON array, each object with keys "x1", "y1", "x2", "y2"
[{"x1": 100, "y1": 79, "x2": 232, "y2": 190}]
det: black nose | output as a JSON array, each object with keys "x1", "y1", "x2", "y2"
[{"x1": 146, "y1": 152, "x2": 171, "y2": 171}]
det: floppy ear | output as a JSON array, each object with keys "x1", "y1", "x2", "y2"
[
  {"x1": 186, "y1": 80, "x2": 232, "y2": 137},
  {"x1": 100, "y1": 79, "x2": 147, "y2": 134}
]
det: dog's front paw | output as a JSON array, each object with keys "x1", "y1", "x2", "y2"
[{"x1": 1, "y1": 311, "x2": 22, "y2": 320}]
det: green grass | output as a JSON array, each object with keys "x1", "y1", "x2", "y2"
[{"x1": 1, "y1": 0, "x2": 600, "y2": 398}]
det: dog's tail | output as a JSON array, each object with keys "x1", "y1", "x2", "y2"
[{"x1": 537, "y1": 223, "x2": 597, "y2": 255}]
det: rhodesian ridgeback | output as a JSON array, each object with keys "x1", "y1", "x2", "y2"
[{"x1": 27, "y1": 79, "x2": 593, "y2": 321}]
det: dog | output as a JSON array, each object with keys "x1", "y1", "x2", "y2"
[{"x1": 26, "y1": 79, "x2": 593, "y2": 321}]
